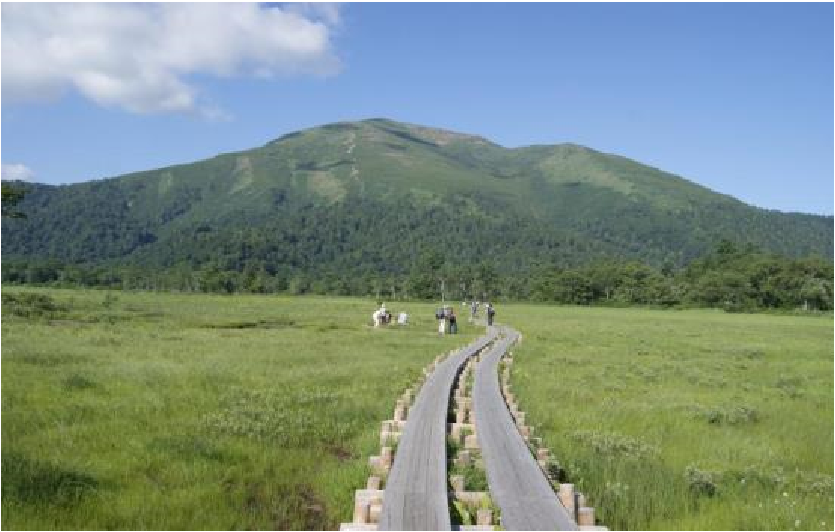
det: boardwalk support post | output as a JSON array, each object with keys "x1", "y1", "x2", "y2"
[
  {"x1": 574, "y1": 492, "x2": 580, "y2": 523},
  {"x1": 558, "y1": 483, "x2": 574, "y2": 510},
  {"x1": 578, "y1": 507, "x2": 595, "y2": 526},
  {"x1": 381, "y1": 446, "x2": 393, "y2": 469},
  {"x1": 451, "y1": 475, "x2": 465, "y2": 492},
  {"x1": 465, "y1": 434, "x2": 479, "y2": 450},
  {"x1": 369, "y1": 503, "x2": 382, "y2": 524},
  {"x1": 353, "y1": 501, "x2": 370, "y2": 524}
]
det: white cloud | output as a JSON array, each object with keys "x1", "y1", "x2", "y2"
[
  {"x1": 1, "y1": 3, "x2": 341, "y2": 116},
  {"x1": 1, "y1": 163, "x2": 35, "y2": 181},
  {"x1": 285, "y1": 3, "x2": 342, "y2": 27}
]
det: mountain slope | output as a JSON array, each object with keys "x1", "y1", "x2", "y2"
[{"x1": 2, "y1": 119, "x2": 832, "y2": 277}]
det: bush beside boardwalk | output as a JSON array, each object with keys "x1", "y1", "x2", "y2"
[{"x1": 2, "y1": 288, "x2": 832, "y2": 530}]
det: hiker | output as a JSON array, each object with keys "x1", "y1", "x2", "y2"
[
  {"x1": 397, "y1": 311, "x2": 408, "y2": 325},
  {"x1": 486, "y1": 302, "x2": 496, "y2": 326},
  {"x1": 435, "y1": 307, "x2": 446, "y2": 336},
  {"x1": 373, "y1": 303, "x2": 387, "y2": 327},
  {"x1": 470, "y1": 300, "x2": 478, "y2": 322},
  {"x1": 449, "y1": 309, "x2": 458, "y2": 334}
]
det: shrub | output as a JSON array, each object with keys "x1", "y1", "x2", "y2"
[
  {"x1": 2, "y1": 292, "x2": 67, "y2": 319},
  {"x1": 685, "y1": 465, "x2": 718, "y2": 496}
]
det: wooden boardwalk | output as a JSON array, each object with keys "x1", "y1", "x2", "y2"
[
  {"x1": 473, "y1": 326, "x2": 578, "y2": 531},
  {"x1": 379, "y1": 331, "x2": 499, "y2": 531}
]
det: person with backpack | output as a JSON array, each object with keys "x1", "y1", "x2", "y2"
[{"x1": 486, "y1": 303, "x2": 496, "y2": 326}]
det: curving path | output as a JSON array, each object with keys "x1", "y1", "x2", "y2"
[
  {"x1": 473, "y1": 326, "x2": 578, "y2": 531},
  {"x1": 379, "y1": 330, "x2": 498, "y2": 531}
]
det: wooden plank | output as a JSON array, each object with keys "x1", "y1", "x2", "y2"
[
  {"x1": 379, "y1": 331, "x2": 499, "y2": 531},
  {"x1": 473, "y1": 327, "x2": 578, "y2": 531}
]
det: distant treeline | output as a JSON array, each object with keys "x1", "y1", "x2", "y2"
[{"x1": 3, "y1": 241, "x2": 832, "y2": 313}]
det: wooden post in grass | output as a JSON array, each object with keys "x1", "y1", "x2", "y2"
[
  {"x1": 380, "y1": 430, "x2": 400, "y2": 446},
  {"x1": 369, "y1": 502, "x2": 382, "y2": 523},
  {"x1": 353, "y1": 500, "x2": 370, "y2": 524},
  {"x1": 451, "y1": 475, "x2": 465, "y2": 493},
  {"x1": 578, "y1": 507, "x2": 595, "y2": 526},
  {"x1": 537, "y1": 447, "x2": 550, "y2": 469},
  {"x1": 465, "y1": 434, "x2": 479, "y2": 450},
  {"x1": 381, "y1": 446, "x2": 393, "y2": 468},
  {"x1": 451, "y1": 423, "x2": 462, "y2": 442},
  {"x1": 395, "y1": 399, "x2": 407, "y2": 416},
  {"x1": 558, "y1": 483, "x2": 574, "y2": 511}
]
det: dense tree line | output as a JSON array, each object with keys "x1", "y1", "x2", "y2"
[{"x1": 3, "y1": 241, "x2": 831, "y2": 313}]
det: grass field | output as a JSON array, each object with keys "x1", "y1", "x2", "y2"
[
  {"x1": 504, "y1": 305, "x2": 833, "y2": 530},
  {"x1": 1, "y1": 288, "x2": 477, "y2": 530},
  {"x1": 2, "y1": 288, "x2": 832, "y2": 530}
]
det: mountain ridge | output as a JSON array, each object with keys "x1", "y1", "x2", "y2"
[{"x1": 16, "y1": 117, "x2": 822, "y2": 216}]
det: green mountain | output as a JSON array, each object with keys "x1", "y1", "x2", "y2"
[{"x1": 2, "y1": 118, "x2": 832, "y2": 283}]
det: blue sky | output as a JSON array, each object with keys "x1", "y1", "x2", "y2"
[{"x1": 2, "y1": 2, "x2": 832, "y2": 215}]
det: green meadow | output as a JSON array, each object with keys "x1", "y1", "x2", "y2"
[
  {"x1": 2, "y1": 288, "x2": 832, "y2": 530},
  {"x1": 506, "y1": 305, "x2": 833, "y2": 531},
  {"x1": 1, "y1": 288, "x2": 477, "y2": 530}
]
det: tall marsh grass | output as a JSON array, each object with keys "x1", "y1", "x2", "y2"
[
  {"x1": 2, "y1": 288, "x2": 477, "y2": 529},
  {"x1": 503, "y1": 304, "x2": 833, "y2": 530}
]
